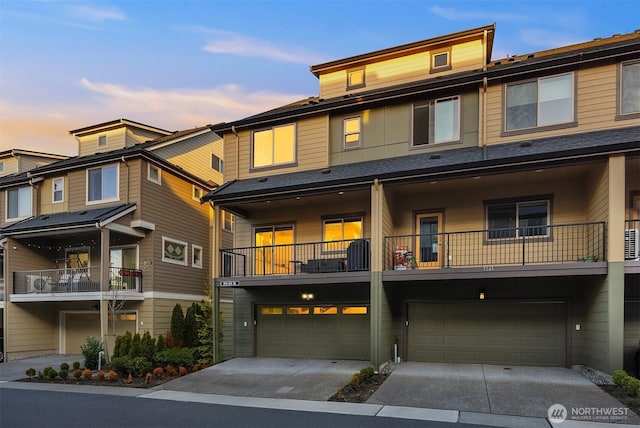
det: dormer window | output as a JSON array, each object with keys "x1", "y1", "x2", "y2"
[
  {"x1": 347, "y1": 68, "x2": 365, "y2": 90},
  {"x1": 431, "y1": 49, "x2": 451, "y2": 73},
  {"x1": 98, "y1": 135, "x2": 107, "y2": 147}
]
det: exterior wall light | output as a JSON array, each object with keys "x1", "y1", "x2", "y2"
[
  {"x1": 301, "y1": 293, "x2": 314, "y2": 301},
  {"x1": 479, "y1": 289, "x2": 486, "y2": 300}
]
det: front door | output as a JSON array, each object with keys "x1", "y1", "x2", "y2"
[{"x1": 415, "y1": 213, "x2": 442, "y2": 269}]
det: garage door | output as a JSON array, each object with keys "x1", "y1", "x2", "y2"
[
  {"x1": 257, "y1": 305, "x2": 369, "y2": 360},
  {"x1": 408, "y1": 301, "x2": 566, "y2": 366},
  {"x1": 64, "y1": 312, "x2": 137, "y2": 354}
]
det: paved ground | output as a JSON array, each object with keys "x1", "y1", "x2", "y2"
[{"x1": 0, "y1": 354, "x2": 83, "y2": 381}]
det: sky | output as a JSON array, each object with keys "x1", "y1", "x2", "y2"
[{"x1": 0, "y1": 0, "x2": 639, "y2": 156}]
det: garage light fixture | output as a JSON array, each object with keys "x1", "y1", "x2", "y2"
[
  {"x1": 301, "y1": 292, "x2": 314, "y2": 301},
  {"x1": 479, "y1": 289, "x2": 486, "y2": 300}
]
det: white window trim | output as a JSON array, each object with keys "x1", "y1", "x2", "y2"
[
  {"x1": 191, "y1": 244, "x2": 203, "y2": 269},
  {"x1": 5, "y1": 186, "x2": 32, "y2": 222},
  {"x1": 343, "y1": 116, "x2": 362, "y2": 150},
  {"x1": 52, "y1": 177, "x2": 64, "y2": 204},
  {"x1": 162, "y1": 236, "x2": 189, "y2": 266},
  {"x1": 432, "y1": 51, "x2": 450, "y2": 69},
  {"x1": 147, "y1": 164, "x2": 162, "y2": 185},
  {"x1": 86, "y1": 164, "x2": 120, "y2": 205},
  {"x1": 98, "y1": 134, "x2": 107, "y2": 147}
]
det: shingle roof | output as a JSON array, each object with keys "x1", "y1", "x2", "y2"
[
  {"x1": 1, "y1": 203, "x2": 136, "y2": 235},
  {"x1": 203, "y1": 125, "x2": 640, "y2": 204}
]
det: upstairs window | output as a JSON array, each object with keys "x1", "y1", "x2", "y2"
[
  {"x1": 222, "y1": 210, "x2": 234, "y2": 232},
  {"x1": 147, "y1": 164, "x2": 161, "y2": 185},
  {"x1": 87, "y1": 165, "x2": 118, "y2": 203},
  {"x1": 252, "y1": 124, "x2": 296, "y2": 169},
  {"x1": 343, "y1": 116, "x2": 361, "y2": 149},
  {"x1": 212, "y1": 154, "x2": 224, "y2": 172},
  {"x1": 163, "y1": 236, "x2": 188, "y2": 266},
  {"x1": 192, "y1": 244, "x2": 203, "y2": 268},
  {"x1": 0, "y1": 161, "x2": 4, "y2": 173},
  {"x1": 505, "y1": 73, "x2": 574, "y2": 131},
  {"x1": 98, "y1": 135, "x2": 107, "y2": 147},
  {"x1": 53, "y1": 177, "x2": 64, "y2": 203},
  {"x1": 347, "y1": 68, "x2": 365, "y2": 90},
  {"x1": 431, "y1": 49, "x2": 451, "y2": 72},
  {"x1": 621, "y1": 61, "x2": 640, "y2": 115},
  {"x1": 193, "y1": 186, "x2": 203, "y2": 201},
  {"x1": 323, "y1": 216, "x2": 363, "y2": 251},
  {"x1": 6, "y1": 186, "x2": 32, "y2": 221},
  {"x1": 412, "y1": 96, "x2": 460, "y2": 146},
  {"x1": 486, "y1": 199, "x2": 550, "y2": 240}
]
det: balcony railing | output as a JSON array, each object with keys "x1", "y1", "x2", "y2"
[
  {"x1": 220, "y1": 238, "x2": 370, "y2": 277},
  {"x1": 626, "y1": 219, "x2": 640, "y2": 260},
  {"x1": 13, "y1": 267, "x2": 143, "y2": 294},
  {"x1": 384, "y1": 222, "x2": 606, "y2": 270}
]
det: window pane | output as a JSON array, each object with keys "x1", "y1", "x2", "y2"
[
  {"x1": 539, "y1": 74, "x2": 573, "y2": 125},
  {"x1": 342, "y1": 306, "x2": 368, "y2": 314},
  {"x1": 164, "y1": 239, "x2": 186, "y2": 262},
  {"x1": 506, "y1": 82, "x2": 537, "y2": 130},
  {"x1": 273, "y1": 125, "x2": 295, "y2": 164},
  {"x1": 313, "y1": 306, "x2": 337, "y2": 315},
  {"x1": 287, "y1": 307, "x2": 310, "y2": 315},
  {"x1": 343, "y1": 219, "x2": 362, "y2": 240},
  {"x1": 253, "y1": 129, "x2": 273, "y2": 168},
  {"x1": 261, "y1": 307, "x2": 283, "y2": 315},
  {"x1": 488, "y1": 205, "x2": 516, "y2": 239},
  {"x1": 102, "y1": 166, "x2": 118, "y2": 199},
  {"x1": 518, "y1": 201, "x2": 548, "y2": 236},
  {"x1": 348, "y1": 70, "x2": 364, "y2": 87},
  {"x1": 8, "y1": 189, "x2": 18, "y2": 218},
  {"x1": 344, "y1": 118, "x2": 360, "y2": 134},
  {"x1": 412, "y1": 104, "x2": 429, "y2": 146},
  {"x1": 622, "y1": 62, "x2": 640, "y2": 114},
  {"x1": 88, "y1": 169, "x2": 102, "y2": 201},
  {"x1": 434, "y1": 97, "x2": 459, "y2": 143},
  {"x1": 433, "y1": 52, "x2": 448, "y2": 68},
  {"x1": 323, "y1": 220, "x2": 343, "y2": 242}
]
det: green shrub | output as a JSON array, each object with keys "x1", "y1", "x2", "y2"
[
  {"x1": 141, "y1": 331, "x2": 156, "y2": 362},
  {"x1": 60, "y1": 362, "x2": 69, "y2": 371},
  {"x1": 625, "y1": 377, "x2": 640, "y2": 396},
  {"x1": 72, "y1": 361, "x2": 81, "y2": 370},
  {"x1": 156, "y1": 334, "x2": 166, "y2": 352},
  {"x1": 47, "y1": 369, "x2": 58, "y2": 380},
  {"x1": 42, "y1": 367, "x2": 54, "y2": 378},
  {"x1": 184, "y1": 303, "x2": 200, "y2": 348},
  {"x1": 129, "y1": 333, "x2": 142, "y2": 358},
  {"x1": 171, "y1": 304, "x2": 185, "y2": 348},
  {"x1": 130, "y1": 357, "x2": 152, "y2": 378},
  {"x1": 359, "y1": 366, "x2": 375, "y2": 381},
  {"x1": 612, "y1": 370, "x2": 627, "y2": 386},
  {"x1": 25, "y1": 368, "x2": 36, "y2": 379},
  {"x1": 349, "y1": 373, "x2": 362, "y2": 388},
  {"x1": 59, "y1": 370, "x2": 68, "y2": 380},
  {"x1": 73, "y1": 369, "x2": 83, "y2": 379},
  {"x1": 110, "y1": 356, "x2": 132, "y2": 376},
  {"x1": 121, "y1": 331, "x2": 133, "y2": 357},
  {"x1": 155, "y1": 348, "x2": 196, "y2": 369},
  {"x1": 80, "y1": 336, "x2": 104, "y2": 370},
  {"x1": 112, "y1": 335, "x2": 123, "y2": 359}
]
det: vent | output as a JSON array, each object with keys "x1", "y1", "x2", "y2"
[
  {"x1": 430, "y1": 154, "x2": 441, "y2": 160},
  {"x1": 520, "y1": 142, "x2": 532, "y2": 147},
  {"x1": 321, "y1": 168, "x2": 331, "y2": 174},
  {"x1": 258, "y1": 177, "x2": 268, "y2": 183},
  {"x1": 625, "y1": 229, "x2": 639, "y2": 259}
]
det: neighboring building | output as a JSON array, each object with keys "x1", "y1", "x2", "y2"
[
  {"x1": 0, "y1": 120, "x2": 222, "y2": 360},
  {"x1": 204, "y1": 25, "x2": 640, "y2": 374}
]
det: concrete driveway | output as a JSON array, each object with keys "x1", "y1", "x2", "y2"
[
  {"x1": 0, "y1": 354, "x2": 84, "y2": 381},
  {"x1": 367, "y1": 362, "x2": 640, "y2": 425},
  {"x1": 161, "y1": 357, "x2": 368, "y2": 401}
]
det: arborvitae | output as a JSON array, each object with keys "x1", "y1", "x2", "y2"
[
  {"x1": 184, "y1": 303, "x2": 199, "y2": 348},
  {"x1": 121, "y1": 331, "x2": 132, "y2": 357},
  {"x1": 170, "y1": 303, "x2": 185, "y2": 348},
  {"x1": 156, "y1": 334, "x2": 167, "y2": 352},
  {"x1": 141, "y1": 331, "x2": 156, "y2": 361},
  {"x1": 129, "y1": 332, "x2": 142, "y2": 358}
]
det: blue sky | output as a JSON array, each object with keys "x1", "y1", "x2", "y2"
[{"x1": 1, "y1": 0, "x2": 639, "y2": 155}]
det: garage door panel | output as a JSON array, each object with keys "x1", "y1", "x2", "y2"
[{"x1": 408, "y1": 302, "x2": 566, "y2": 367}]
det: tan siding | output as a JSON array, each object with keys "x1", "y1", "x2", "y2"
[
  {"x1": 40, "y1": 175, "x2": 69, "y2": 215},
  {"x1": 222, "y1": 133, "x2": 238, "y2": 182},
  {"x1": 6, "y1": 302, "x2": 57, "y2": 357},
  {"x1": 78, "y1": 128, "x2": 127, "y2": 157},
  {"x1": 147, "y1": 297, "x2": 203, "y2": 338},
  {"x1": 126, "y1": 128, "x2": 167, "y2": 147},
  {"x1": 0, "y1": 157, "x2": 19, "y2": 176},
  {"x1": 586, "y1": 163, "x2": 609, "y2": 223}
]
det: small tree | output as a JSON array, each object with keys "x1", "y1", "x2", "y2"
[
  {"x1": 121, "y1": 331, "x2": 132, "y2": 357},
  {"x1": 81, "y1": 336, "x2": 104, "y2": 370},
  {"x1": 129, "y1": 333, "x2": 142, "y2": 358},
  {"x1": 196, "y1": 286, "x2": 223, "y2": 364},
  {"x1": 170, "y1": 304, "x2": 185, "y2": 348},
  {"x1": 156, "y1": 334, "x2": 167, "y2": 352},
  {"x1": 141, "y1": 331, "x2": 156, "y2": 361},
  {"x1": 184, "y1": 303, "x2": 199, "y2": 348}
]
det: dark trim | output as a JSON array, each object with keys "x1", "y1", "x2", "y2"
[
  {"x1": 248, "y1": 123, "x2": 298, "y2": 172},
  {"x1": 430, "y1": 48, "x2": 452, "y2": 73},
  {"x1": 217, "y1": 272, "x2": 372, "y2": 287},
  {"x1": 617, "y1": 59, "x2": 640, "y2": 118},
  {"x1": 630, "y1": 191, "x2": 640, "y2": 219}
]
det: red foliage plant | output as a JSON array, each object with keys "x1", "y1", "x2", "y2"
[
  {"x1": 153, "y1": 367, "x2": 164, "y2": 379},
  {"x1": 107, "y1": 371, "x2": 118, "y2": 381},
  {"x1": 179, "y1": 366, "x2": 188, "y2": 376},
  {"x1": 97, "y1": 370, "x2": 105, "y2": 381},
  {"x1": 167, "y1": 365, "x2": 178, "y2": 377},
  {"x1": 82, "y1": 369, "x2": 92, "y2": 380},
  {"x1": 165, "y1": 331, "x2": 174, "y2": 349}
]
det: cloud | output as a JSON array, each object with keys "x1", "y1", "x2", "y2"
[
  {"x1": 0, "y1": 80, "x2": 307, "y2": 155},
  {"x1": 429, "y1": 6, "x2": 526, "y2": 22},
  {"x1": 65, "y1": 5, "x2": 126, "y2": 22}
]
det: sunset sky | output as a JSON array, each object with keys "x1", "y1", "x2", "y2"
[{"x1": 1, "y1": 0, "x2": 638, "y2": 156}]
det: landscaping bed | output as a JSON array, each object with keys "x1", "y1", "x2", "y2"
[{"x1": 329, "y1": 365, "x2": 389, "y2": 403}]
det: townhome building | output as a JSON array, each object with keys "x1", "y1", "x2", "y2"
[
  {"x1": 0, "y1": 119, "x2": 222, "y2": 361},
  {"x1": 204, "y1": 24, "x2": 640, "y2": 375}
]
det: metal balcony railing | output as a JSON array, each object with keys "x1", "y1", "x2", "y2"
[
  {"x1": 13, "y1": 267, "x2": 143, "y2": 294},
  {"x1": 625, "y1": 219, "x2": 640, "y2": 260},
  {"x1": 384, "y1": 222, "x2": 606, "y2": 270},
  {"x1": 220, "y1": 238, "x2": 370, "y2": 277}
]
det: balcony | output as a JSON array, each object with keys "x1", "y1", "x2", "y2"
[
  {"x1": 12, "y1": 267, "x2": 143, "y2": 300},
  {"x1": 384, "y1": 222, "x2": 607, "y2": 280},
  {"x1": 219, "y1": 238, "x2": 370, "y2": 285}
]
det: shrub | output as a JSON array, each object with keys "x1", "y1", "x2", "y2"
[
  {"x1": 43, "y1": 366, "x2": 54, "y2": 378},
  {"x1": 359, "y1": 366, "x2": 375, "y2": 381},
  {"x1": 60, "y1": 362, "x2": 70, "y2": 372},
  {"x1": 141, "y1": 331, "x2": 156, "y2": 362},
  {"x1": 81, "y1": 336, "x2": 104, "y2": 370},
  {"x1": 144, "y1": 373, "x2": 153, "y2": 384},
  {"x1": 165, "y1": 331, "x2": 174, "y2": 349},
  {"x1": 72, "y1": 361, "x2": 81, "y2": 370},
  {"x1": 121, "y1": 331, "x2": 133, "y2": 357},
  {"x1": 349, "y1": 373, "x2": 362, "y2": 389},
  {"x1": 129, "y1": 333, "x2": 142, "y2": 359},
  {"x1": 97, "y1": 370, "x2": 105, "y2": 381},
  {"x1": 112, "y1": 335, "x2": 123, "y2": 359},
  {"x1": 179, "y1": 366, "x2": 188, "y2": 376},
  {"x1": 153, "y1": 367, "x2": 164, "y2": 378},
  {"x1": 110, "y1": 356, "x2": 132, "y2": 376},
  {"x1": 612, "y1": 370, "x2": 627, "y2": 386},
  {"x1": 82, "y1": 368, "x2": 93, "y2": 380},
  {"x1": 156, "y1": 334, "x2": 167, "y2": 352},
  {"x1": 171, "y1": 304, "x2": 185, "y2": 348},
  {"x1": 130, "y1": 357, "x2": 152, "y2": 378},
  {"x1": 107, "y1": 370, "x2": 118, "y2": 382},
  {"x1": 155, "y1": 348, "x2": 196, "y2": 369},
  {"x1": 184, "y1": 303, "x2": 200, "y2": 348},
  {"x1": 25, "y1": 368, "x2": 36, "y2": 380},
  {"x1": 47, "y1": 369, "x2": 58, "y2": 380},
  {"x1": 167, "y1": 365, "x2": 178, "y2": 377},
  {"x1": 625, "y1": 377, "x2": 640, "y2": 396},
  {"x1": 59, "y1": 370, "x2": 68, "y2": 380},
  {"x1": 73, "y1": 369, "x2": 83, "y2": 380}
]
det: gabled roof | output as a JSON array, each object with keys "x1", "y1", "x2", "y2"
[
  {"x1": 0, "y1": 149, "x2": 68, "y2": 160},
  {"x1": 69, "y1": 119, "x2": 171, "y2": 137},
  {"x1": 203, "y1": 126, "x2": 640, "y2": 206},
  {"x1": 1, "y1": 203, "x2": 136, "y2": 236},
  {"x1": 145, "y1": 126, "x2": 213, "y2": 148}
]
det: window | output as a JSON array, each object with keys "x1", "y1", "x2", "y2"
[
  {"x1": 431, "y1": 50, "x2": 451, "y2": 71},
  {"x1": 487, "y1": 200, "x2": 550, "y2": 239},
  {"x1": 98, "y1": 135, "x2": 107, "y2": 147},
  {"x1": 260, "y1": 307, "x2": 283, "y2": 315},
  {"x1": 252, "y1": 124, "x2": 295, "y2": 168},
  {"x1": 412, "y1": 96, "x2": 460, "y2": 146},
  {"x1": 192, "y1": 245, "x2": 203, "y2": 268},
  {"x1": 323, "y1": 216, "x2": 363, "y2": 250},
  {"x1": 347, "y1": 68, "x2": 365, "y2": 89},
  {"x1": 342, "y1": 306, "x2": 368, "y2": 314},
  {"x1": 313, "y1": 306, "x2": 337, "y2": 315},
  {"x1": 87, "y1": 164, "x2": 118, "y2": 203},
  {"x1": 621, "y1": 61, "x2": 640, "y2": 115},
  {"x1": 162, "y1": 237, "x2": 188, "y2": 266},
  {"x1": 193, "y1": 186, "x2": 203, "y2": 201},
  {"x1": 343, "y1": 117, "x2": 361, "y2": 149},
  {"x1": 505, "y1": 73, "x2": 574, "y2": 131},
  {"x1": 53, "y1": 177, "x2": 64, "y2": 203},
  {"x1": 0, "y1": 161, "x2": 4, "y2": 173},
  {"x1": 211, "y1": 154, "x2": 224, "y2": 172},
  {"x1": 287, "y1": 307, "x2": 310, "y2": 315},
  {"x1": 6, "y1": 186, "x2": 31, "y2": 220},
  {"x1": 147, "y1": 164, "x2": 161, "y2": 185},
  {"x1": 254, "y1": 225, "x2": 293, "y2": 275},
  {"x1": 222, "y1": 252, "x2": 234, "y2": 277},
  {"x1": 222, "y1": 211, "x2": 234, "y2": 232}
]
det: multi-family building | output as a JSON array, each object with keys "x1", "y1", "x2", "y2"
[
  {"x1": 204, "y1": 25, "x2": 640, "y2": 374},
  {"x1": 0, "y1": 119, "x2": 222, "y2": 361}
]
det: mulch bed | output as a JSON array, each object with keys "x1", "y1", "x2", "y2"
[
  {"x1": 328, "y1": 373, "x2": 388, "y2": 403},
  {"x1": 599, "y1": 384, "x2": 640, "y2": 416},
  {"x1": 17, "y1": 375, "x2": 174, "y2": 388}
]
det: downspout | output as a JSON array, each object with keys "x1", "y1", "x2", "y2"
[
  {"x1": 231, "y1": 125, "x2": 239, "y2": 180},
  {"x1": 481, "y1": 76, "x2": 488, "y2": 160}
]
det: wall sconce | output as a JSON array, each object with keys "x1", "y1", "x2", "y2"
[
  {"x1": 479, "y1": 289, "x2": 486, "y2": 300},
  {"x1": 301, "y1": 292, "x2": 314, "y2": 301}
]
